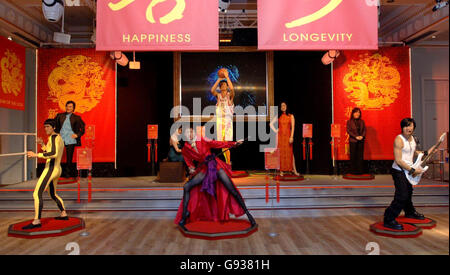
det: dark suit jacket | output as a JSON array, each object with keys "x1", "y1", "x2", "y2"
[
  {"x1": 55, "y1": 112, "x2": 85, "y2": 146},
  {"x1": 346, "y1": 119, "x2": 366, "y2": 143}
]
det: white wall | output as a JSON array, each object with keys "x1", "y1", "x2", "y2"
[
  {"x1": 411, "y1": 47, "x2": 449, "y2": 180},
  {"x1": 411, "y1": 47, "x2": 449, "y2": 144}
]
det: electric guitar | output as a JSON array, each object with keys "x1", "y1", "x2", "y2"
[{"x1": 405, "y1": 132, "x2": 447, "y2": 185}]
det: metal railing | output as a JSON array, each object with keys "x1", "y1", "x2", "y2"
[{"x1": 0, "y1": 133, "x2": 37, "y2": 182}]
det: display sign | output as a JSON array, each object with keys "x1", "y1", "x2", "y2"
[
  {"x1": 85, "y1": 125, "x2": 95, "y2": 140},
  {"x1": 77, "y1": 148, "x2": 92, "y2": 170},
  {"x1": 264, "y1": 148, "x2": 280, "y2": 170},
  {"x1": 147, "y1": 124, "x2": 158, "y2": 139},
  {"x1": 331, "y1": 124, "x2": 341, "y2": 138},
  {"x1": 303, "y1": 124, "x2": 313, "y2": 138}
]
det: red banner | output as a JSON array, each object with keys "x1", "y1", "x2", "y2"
[
  {"x1": 38, "y1": 49, "x2": 116, "y2": 163},
  {"x1": 333, "y1": 47, "x2": 411, "y2": 160},
  {"x1": 258, "y1": 0, "x2": 378, "y2": 50},
  {"x1": 0, "y1": 36, "x2": 26, "y2": 110},
  {"x1": 96, "y1": 0, "x2": 218, "y2": 51}
]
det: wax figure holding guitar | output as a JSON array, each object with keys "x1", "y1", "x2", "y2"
[
  {"x1": 383, "y1": 118, "x2": 443, "y2": 230},
  {"x1": 174, "y1": 128, "x2": 256, "y2": 231}
]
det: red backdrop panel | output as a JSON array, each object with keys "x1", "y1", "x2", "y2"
[
  {"x1": 96, "y1": 0, "x2": 218, "y2": 51},
  {"x1": 0, "y1": 35, "x2": 26, "y2": 110},
  {"x1": 258, "y1": 0, "x2": 378, "y2": 50},
  {"x1": 37, "y1": 49, "x2": 116, "y2": 163},
  {"x1": 333, "y1": 47, "x2": 411, "y2": 160}
]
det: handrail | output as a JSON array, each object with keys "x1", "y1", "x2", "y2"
[{"x1": 0, "y1": 132, "x2": 37, "y2": 182}]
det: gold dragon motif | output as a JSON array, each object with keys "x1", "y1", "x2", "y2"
[
  {"x1": 343, "y1": 53, "x2": 401, "y2": 110},
  {"x1": 47, "y1": 55, "x2": 106, "y2": 115}
]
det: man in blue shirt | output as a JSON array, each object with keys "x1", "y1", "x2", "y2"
[{"x1": 55, "y1": 101, "x2": 85, "y2": 178}]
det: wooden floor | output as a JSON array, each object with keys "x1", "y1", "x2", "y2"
[{"x1": 0, "y1": 207, "x2": 448, "y2": 255}]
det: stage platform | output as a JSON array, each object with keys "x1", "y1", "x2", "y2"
[
  {"x1": 0, "y1": 208, "x2": 448, "y2": 255},
  {"x1": 0, "y1": 172, "x2": 448, "y2": 214}
]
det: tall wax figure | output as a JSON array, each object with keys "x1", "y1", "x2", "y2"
[
  {"x1": 175, "y1": 128, "x2": 256, "y2": 231},
  {"x1": 54, "y1": 101, "x2": 85, "y2": 178},
  {"x1": 23, "y1": 119, "x2": 68, "y2": 230},
  {"x1": 272, "y1": 102, "x2": 299, "y2": 176},
  {"x1": 383, "y1": 118, "x2": 436, "y2": 230},
  {"x1": 210, "y1": 69, "x2": 234, "y2": 165},
  {"x1": 346, "y1": 108, "x2": 366, "y2": 174}
]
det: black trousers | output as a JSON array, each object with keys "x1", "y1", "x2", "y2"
[
  {"x1": 64, "y1": 144, "x2": 76, "y2": 177},
  {"x1": 349, "y1": 141, "x2": 364, "y2": 174},
  {"x1": 384, "y1": 168, "x2": 416, "y2": 222}
]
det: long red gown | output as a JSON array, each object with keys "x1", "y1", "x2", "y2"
[
  {"x1": 174, "y1": 138, "x2": 245, "y2": 224},
  {"x1": 278, "y1": 113, "x2": 293, "y2": 172}
]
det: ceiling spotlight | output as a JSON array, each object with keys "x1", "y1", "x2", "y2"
[
  {"x1": 42, "y1": 0, "x2": 64, "y2": 22},
  {"x1": 110, "y1": 51, "x2": 129, "y2": 66},
  {"x1": 321, "y1": 50, "x2": 340, "y2": 65},
  {"x1": 432, "y1": 0, "x2": 449, "y2": 12},
  {"x1": 219, "y1": 0, "x2": 230, "y2": 13}
]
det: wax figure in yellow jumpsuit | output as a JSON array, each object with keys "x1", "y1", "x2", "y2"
[{"x1": 22, "y1": 119, "x2": 68, "y2": 230}]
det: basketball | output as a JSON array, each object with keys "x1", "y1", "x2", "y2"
[{"x1": 218, "y1": 68, "x2": 228, "y2": 78}]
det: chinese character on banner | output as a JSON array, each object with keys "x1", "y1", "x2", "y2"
[
  {"x1": 96, "y1": 0, "x2": 218, "y2": 51},
  {"x1": 258, "y1": 0, "x2": 378, "y2": 50}
]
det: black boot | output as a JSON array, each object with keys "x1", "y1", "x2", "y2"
[
  {"x1": 405, "y1": 211, "x2": 425, "y2": 220},
  {"x1": 246, "y1": 211, "x2": 256, "y2": 227},
  {"x1": 383, "y1": 219, "x2": 404, "y2": 230},
  {"x1": 178, "y1": 211, "x2": 190, "y2": 231},
  {"x1": 22, "y1": 223, "x2": 42, "y2": 230}
]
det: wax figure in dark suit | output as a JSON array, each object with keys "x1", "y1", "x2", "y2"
[
  {"x1": 346, "y1": 107, "x2": 366, "y2": 174},
  {"x1": 54, "y1": 101, "x2": 85, "y2": 178}
]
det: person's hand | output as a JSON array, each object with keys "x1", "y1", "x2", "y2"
[
  {"x1": 189, "y1": 167, "x2": 196, "y2": 175},
  {"x1": 27, "y1": 151, "x2": 38, "y2": 158},
  {"x1": 356, "y1": 136, "x2": 363, "y2": 141},
  {"x1": 412, "y1": 167, "x2": 424, "y2": 177},
  {"x1": 236, "y1": 139, "x2": 244, "y2": 146},
  {"x1": 223, "y1": 69, "x2": 229, "y2": 78},
  {"x1": 71, "y1": 134, "x2": 78, "y2": 139},
  {"x1": 289, "y1": 137, "x2": 294, "y2": 144},
  {"x1": 36, "y1": 137, "x2": 44, "y2": 146}
]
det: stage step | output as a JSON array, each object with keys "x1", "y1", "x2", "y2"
[{"x1": 0, "y1": 184, "x2": 447, "y2": 212}]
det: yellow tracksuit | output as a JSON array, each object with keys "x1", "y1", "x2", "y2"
[{"x1": 34, "y1": 134, "x2": 65, "y2": 220}]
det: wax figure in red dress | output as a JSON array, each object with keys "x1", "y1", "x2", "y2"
[{"x1": 174, "y1": 128, "x2": 256, "y2": 231}]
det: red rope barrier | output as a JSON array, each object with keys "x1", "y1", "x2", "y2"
[
  {"x1": 265, "y1": 174, "x2": 269, "y2": 203},
  {"x1": 77, "y1": 177, "x2": 81, "y2": 203},
  {"x1": 88, "y1": 173, "x2": 92, "y2": 202},
  {"x1": 276, "y1": 180, "x2": 280, "y2": 203}
]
